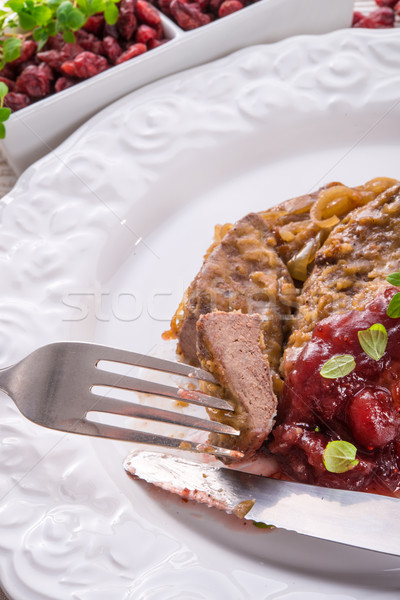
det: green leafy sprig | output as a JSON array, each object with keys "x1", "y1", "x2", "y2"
[
  {"x1": 0, "y1": 82, "x2": 11, "y2": 139},
  {"x1": 0, "y1": 0, "x2": 119, "y2": 69}
]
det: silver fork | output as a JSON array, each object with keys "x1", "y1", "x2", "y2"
[{"x1": 0, "y1": 341, "x2": 242, "y2": 460}]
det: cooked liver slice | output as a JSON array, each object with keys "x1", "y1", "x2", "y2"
[
  {"x1": 283, "y1": 183, "x2": 400, "y2": 374},
  {"x1": 174, "y1": 213, "x2": 297, "y2": 389},
  {"x1": 196, "y1": 311, "x2": 277, "y2": 464}
]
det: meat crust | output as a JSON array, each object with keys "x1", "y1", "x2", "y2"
[{"x1": 174, "y1": 213, "x2": 297, "y2": 387}]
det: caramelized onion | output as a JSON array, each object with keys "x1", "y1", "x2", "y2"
[
  {"x1": 311, "y1": 178, "x2": 399, "y2": 230},
  {"x1": 278, "y1": 228, "x2": 295, "y2": 242},
  {"x1": 287, "y1": 234, "x2": 322, "y2": 282},
  {"x1": 355, "y1": 177, "x2": 399, "y2": 204},
  {"x1": 310, "y1": 185, "x2": 362, "y2": 229}
]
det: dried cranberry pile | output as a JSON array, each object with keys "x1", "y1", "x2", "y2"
[
  {"x1": 352, "y1": 0, "x2": 400, "y2": 28},
  {"x1": 270, "y1": 287, "x2": 400, "y2": 495},
  {"x1": 149, "y1": 0, "x2": 258, "y2": 30},
  {"x1": 0, "y1": 0, "x2": 169, "y2": 113}
]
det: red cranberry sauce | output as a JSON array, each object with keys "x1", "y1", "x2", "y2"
[{"x1": 270, "y1": 286, "x2": 400, "y2": 494}]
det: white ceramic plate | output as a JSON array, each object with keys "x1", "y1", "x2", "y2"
[{"x1": 1, "y1": 28, "x2": 400, "y2": 600}]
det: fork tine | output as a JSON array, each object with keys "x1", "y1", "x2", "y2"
[
  {"x1": 92, "y1": 344, "x2": 216, "y2": 383},
  {"x1": 70, "y1": 418, "x2": 244, "y2": 460},
  {"x1": 92, "y1": 370, "x2": 233, "y2": 412},
  {"x1": 88, "y1": 394, "x2": 239, "y2": 436}
]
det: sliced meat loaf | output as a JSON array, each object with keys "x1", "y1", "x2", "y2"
[
  {"x1": 172, "y1": 213, "x2": 297, "y2": 389},
  {"x1": 283, "y1": 183, "x2": 400, "y2": 374},
  {"x1": 196, "y1": 311, "x2": 277, "y2": 464}
]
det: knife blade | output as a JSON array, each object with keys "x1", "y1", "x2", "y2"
[{"x1": 124, "y1": 450, "x2": 400, "y2": 556}]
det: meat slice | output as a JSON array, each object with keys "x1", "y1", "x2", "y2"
[
  {"x1": 196, "y1": 311, "x2": 277, "y2": 464},
  {"x1": 171, "y1": 213, "x2": 297, "y2": 390},
  {"x1": 283, "y1": 183, "x2": 400, "y2": 374}
]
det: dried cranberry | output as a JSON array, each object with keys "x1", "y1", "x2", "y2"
[
  {"x1": 375, "y1": 0, "x2": 397, "y2": 7},
  {"x1": 348, "y1": 388, "x2": 398, "y2": 450},
  {"x1": 0, "y1": 65, "x2": 17, "y2": 81},
  {"x1": 353, "y1": 7, "x2": 395, "y2": 27},
  {"x1": 135, "y1": 24, "x2": 159, "y2": 44},
  {"x1": 54, "y1": 76, "x2": 78, "y2": 92},
  {"x1": 209, "y1": 0, "x2": 223, "y2": 14},
  {"x1": 104, "y1": 23, "x2": 119, "y2": 38},
  {"x1": 395, "y1": 0, "x2": 400, "y2": 14},
  {"x1": 0, "y1": 76, "x2": 15, "y2": 91},
  {"x1": 38, "y1": 62, "x2": 54, "y2": 80},
  {"x1": 15, "y1": 63, "x2": 53, "y2": 98},
  {"x1": 3, "y1": 91, "x2": 31, "y2": 112},
  {"x1": 75, "y1": 30, "x2": 105, "y2": 55},
  {"x1": 218, "y1": 0, "x2": 243, "y2": 17},
  {"x1": 147, "y1": 38, "x2": 168, "y2": 49},
  {"x1": 170, "y1": 0, "x2": 210, "y2": 29},
  {"x1": 103, "y1": 36, "x2": 123, "y2": 62},
  {"x1": 115, "y1": 42, "x2": 147, "y2": 64},
  {"x1": 83, "y1": 14, "x2": 105, "y2": 35},
  {"x1": 352, "y1": 10, "x2": 366, "y2": 26},
  {"x1": 196, "y1": 0, "x2": 209, "y2": 10},
  {"x1": 61, "y1": 51, "x2": 108, "y2": 79},
  {"x1": 37, "y1": 44, "x2": 83, "y2": 72},
  {"x1": 136, "y1": 0, "x2": 162, "y2": 25},
  {"x1": 157, "y1": 0, "x2": 173, "y2": 16},
  {"x1": 42, "y1": 34, "x2": 65, "y2": 51},
  {"x1": 369, "y1": 6, "x2": 396, "y2": 26},
  {"x1": 117, "y1": 0, "x2": 138, "y2": 40}
]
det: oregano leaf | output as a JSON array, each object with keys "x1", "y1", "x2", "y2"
[
  {"x1": 357, "y1": 323, "x2": 388, "y2": 361},
  {"x1": 320, "y1": 354, "x2": 356, "y2": 379},
  {"x1": 386, "y1": 272, "x2": 400, "y2": 286},
  {"x1": 387, "y1": 292, "x2": 400, "y2": 318},
  {"x1": 323, "y1": 440, "x2": 359, "y2": 474}
]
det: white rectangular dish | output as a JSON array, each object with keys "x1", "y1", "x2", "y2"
[{"x1": 0, "y1": 0, "x2": 353, "y2": 175}]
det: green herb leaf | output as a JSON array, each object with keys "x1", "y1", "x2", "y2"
[
  {"x1": 56, "y1": 1, "x2": 85, "y2": 30},
  {"x1": 32, "y1": 4, "x2": 53, "y2": 25},
  {"x1": 62, "y1": 28, "x2": 75, "y2": 42},
  {"x1": 323, "y1": 440, "x2": 359, "y2": 473},
  {"x1": 0, "y1": 122, "x2": 6, "y2": 139},
  {"x1": 104, "y1": 1, "x2": 118, "y2": 24},
  {"x1": 357, "y1": 323, "x2": 388, "y2": 361},
  {"x1": 0, "y1": 107, "x2": 11, "y2": 122},
  {"x1": 387, "y1": 292, "x2": 400, "y2": 318},
  {"x1": 0, "y1": 82, "x2": 9, "y2": 100},
  {"x1": 76, "y1": 0, "x2": 89, "y2": 11},
  {"x1": 320, "y1": 354, "x2": 356, "y2": 379},
  {"x1": 18, "y1": 9, "x2": 36, "y2": 29},
  {"x1": 33, "y1": 25, "x2": 49, "y2": 45},
  {"x1": 2, "y1": 36, "x2": 22, "y2": 64},
  {"x1": 386, "y1": 272, "x2": 400, "y2": 286},
  {"x1": 4, "y1": 0, "x2": 25, "y2": 11},
  {"x1": 91, "y1": 0, "x2": 105, "y2": 13}
]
